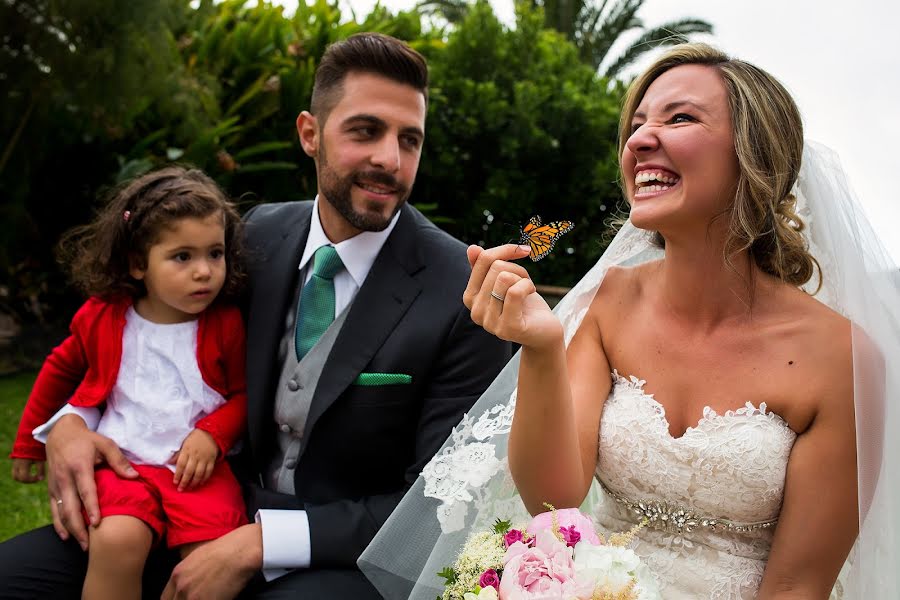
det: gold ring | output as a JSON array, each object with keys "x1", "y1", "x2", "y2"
[{"x1": 490, "y1": 291, "x2": 505, "y2": 302}]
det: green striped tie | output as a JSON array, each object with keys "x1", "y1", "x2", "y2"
[{"x1": 295, "y1": 245, "x2": 344, "y2": 360}]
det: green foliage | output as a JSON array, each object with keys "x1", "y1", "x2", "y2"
[
  {"x1": 0, "y1": 373, "x2": 51, "y2": 541},
  {"x1": 416, "y1": 1, "x2": 625, "y2": 286},
  {"x1": 437, "y1": 566, "x2": 459, "y2": 584},
  {"x1": 0, "y1": 0, "x2": 198, "y2": 326},
  {"x1": 417, "y1": 0, "x2": 713, "y2": 76},
  {"x1": 565, "y1": 0, "x2": 714, "y2": 76},
  {"x1": 493, "y1": 518, "x2": 512, "y2": 534}
]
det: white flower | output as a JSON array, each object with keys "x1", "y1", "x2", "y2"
[
  {"x1": 464, "y1": 587, "x2": 499, "y2": 600},
  {"x1": 572, "y1": 542, "x2": 663, "y2": 600},
  {"x1": 478, "y1": 586, "x2": 499, "y2": 600},
  {"x1": 573, "y1": 543, "x2": 641, "y2": 594}
]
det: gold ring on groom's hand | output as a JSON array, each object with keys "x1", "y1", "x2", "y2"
[{"x1": 490, "y1": 291, "x2": 505, "y2": 302}]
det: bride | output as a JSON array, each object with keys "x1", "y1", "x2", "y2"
[{"x1": 360, "y1": 43, "x2": 899, "y2": 599}]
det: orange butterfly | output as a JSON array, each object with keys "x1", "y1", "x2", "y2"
[{"x1": 519, "y1": 215, "x2": 574, "y2": 262}]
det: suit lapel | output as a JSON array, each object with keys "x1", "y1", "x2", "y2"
[
  {"x1": 246, "y1": 203, "x2": 312, "y2": 460},
  {"x1": 302, "y1": 207, "x2": 425, "y2": 440}
]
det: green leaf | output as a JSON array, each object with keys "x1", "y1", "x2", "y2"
[
  {"x1": 115, "y1": 158, "x2": 155, "y2": 184},
  {"x1": 236, "y1": 161, "x2": 298, "y2": 173},
  {"x1": 225, "y1": 72, "x2": 268, "y2": 117},
  {"x1": 232, "y1": 141, "x2": 294, "y2": 161},
  {"x1": 437, "y1": 566, "x2": 458, "y2": 584},
  {"x1": 493, "y1": 518, "x2": 512, "y2": 534},
  {"x1": 128, "y1": 129, "x2": 170, "y2": 159}
]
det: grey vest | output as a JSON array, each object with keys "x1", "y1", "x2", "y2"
[{"x1": 266, "y1": 302, "x2": 350, "y2": 495}]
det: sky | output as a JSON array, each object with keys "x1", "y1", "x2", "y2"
[{"x1": 276, "y1": 0, "x2": 900, "y2": 262}]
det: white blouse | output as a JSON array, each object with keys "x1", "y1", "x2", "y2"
[{"x1": 94, "y1": 307, "x2": 226, "y2": 470}]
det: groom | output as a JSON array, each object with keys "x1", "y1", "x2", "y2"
[{"x1": 0, "y1": 33, "x2": 511, "y2": 598}]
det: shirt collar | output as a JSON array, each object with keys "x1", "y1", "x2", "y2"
[{"x1": 298, "y1": 196, "x2": 401, "y2": 288}]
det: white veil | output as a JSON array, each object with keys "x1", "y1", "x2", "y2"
[{"x1": 358, "y1": 142, "x2": 900, "y2": 599}]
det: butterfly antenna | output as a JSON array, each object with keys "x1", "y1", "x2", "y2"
[{"x1": 499, "y1": 221, "x2": 521, "y2": 244}]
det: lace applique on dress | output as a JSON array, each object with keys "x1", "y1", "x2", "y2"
[{"x1": 593, "y1": 372, "x2": 798, "y2": 599}]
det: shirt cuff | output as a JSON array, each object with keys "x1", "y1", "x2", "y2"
[
  {"x1": 255, "y1": 509, "x2": 311, "y2": 582},
  {"x1": 32, "y1": 405, "x2": 102, "y2": 444}
]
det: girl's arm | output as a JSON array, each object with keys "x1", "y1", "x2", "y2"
[
  {"x1": 194, "y1": 305, "x2": 247, "y2": 458},
  {"x1": 11, "y1": 324, "x2": 89, "y2": 461}
]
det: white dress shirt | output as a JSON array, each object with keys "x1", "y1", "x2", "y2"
[{"x1": 256, "y1": 197, "x2": 399, "y2": 580}]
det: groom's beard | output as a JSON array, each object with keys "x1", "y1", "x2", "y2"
[{"x1": 317, "y1": 145, "x2": 411, "y2": 232}]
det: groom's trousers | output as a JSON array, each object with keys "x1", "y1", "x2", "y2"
[{"x1": 0, "y1": 525, "x2": 381, "y2": 599}]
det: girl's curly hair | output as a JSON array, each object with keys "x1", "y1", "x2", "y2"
[{"x1": 59, "y1": 166, "x2": 245, "y2": 301}]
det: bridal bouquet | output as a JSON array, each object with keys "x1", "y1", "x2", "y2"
[{"x1": 438, "y1": 506, "x2": 660, "y2": 600}]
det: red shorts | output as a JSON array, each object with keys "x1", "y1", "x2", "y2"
[{"x1": 94, "y1": 462, "x2": 247, "y2": 548}]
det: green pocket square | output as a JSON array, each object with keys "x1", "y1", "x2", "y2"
[{"x1": 353, "y1": 372, "x2": 412, "y2": 386}]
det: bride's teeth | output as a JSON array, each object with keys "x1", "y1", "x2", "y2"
[
  {"x1": 635, "y1": 183, "x2": 673, "y2": 196},
  {"x1": 634, "y1": 171, "x2": 680, "y2": 187}
]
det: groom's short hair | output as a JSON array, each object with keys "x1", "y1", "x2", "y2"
[{"x1": 310, "y1": 32, "x2": 429, "y2": 124}]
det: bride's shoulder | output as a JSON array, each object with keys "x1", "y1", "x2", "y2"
[
  {"x1": 588, "y1": 261, "x2": 660, "y2": 326},
  {"x1": 594, "y1": 259, "x2": 661, "y2": 303},
  {"x1": 777, "y1": 285, "x2": 853, "y2": 405},
  {"x1": 781, "y1": 284, "x2": 851, "y2": 350}
]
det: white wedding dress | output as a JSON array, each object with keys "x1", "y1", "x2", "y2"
[{"x1": 593, "y1": 371, "x2": 797, "y2": 598}]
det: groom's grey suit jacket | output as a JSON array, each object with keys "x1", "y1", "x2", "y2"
[{"x1": 236, "y1": 200, "x2": 511, "y2": 569}]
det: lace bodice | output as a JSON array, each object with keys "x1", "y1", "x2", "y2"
[{"x1": 593, "y1": 372, "x2": 797, "y2": 599}]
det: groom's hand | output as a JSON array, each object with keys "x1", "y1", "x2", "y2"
[
  {"x1": 45, "y1": 414, "x2": 137, "y2": 549},
  {"x1": 162, "y1": 523, "x2": 263, "y2": 600}
]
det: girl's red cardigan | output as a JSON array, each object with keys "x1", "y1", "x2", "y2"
[{"x1": 11, "y1": 297, "x2": 247, "y2": 462}]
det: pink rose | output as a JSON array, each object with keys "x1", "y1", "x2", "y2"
[
  {"x1": 479, "y1": 568, "x2": 500, "y2": 590},
  {"x1": 500, "y1": 531, "x2": 578, "y2": 600},
  {"x1": 504, "y1": 529, "x2": 532, "y2": 549},
  {"x1": 527, "y1": 508, "x2": 602, "y2": 546},
  {"x1": 559, "y1": 525, "x2": 580, "y2": 548}
]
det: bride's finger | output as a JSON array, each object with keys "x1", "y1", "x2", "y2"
[
  {"x1": 470, "y1": 261, "x2": 529, "y2": 327},
  {"x1": 466, "y1": 244, "x2": 483, "y2": 268},
  {"x1": 503, "y1": 279, "x2": 537, "y2": 319},
  {"x1": 463, "y1": 244, "x2": 531, "y2": 309},
  {"x1": 482, "y1": 270, "x2": 523, "y2": 326},
  {"x1": 493, "y1": 276, "x2": 538, "y2": 339}
]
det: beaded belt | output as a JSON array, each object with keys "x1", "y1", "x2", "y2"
[{"x1": 599, "y1": 480, "x2": 778, "y2": 535}]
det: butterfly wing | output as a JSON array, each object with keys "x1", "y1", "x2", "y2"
[
  {"x1": 520, "y1": 218, "x2": 574, "y2": 262},
  {"x1": 520, "y1": 215, "x2": 543, "y2": 237}
]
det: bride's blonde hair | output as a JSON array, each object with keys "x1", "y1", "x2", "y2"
[{"x1": 618, "y1": 43, "x2": 818, "y2": 288}]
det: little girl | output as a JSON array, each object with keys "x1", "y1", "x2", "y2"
[{"x1": 10, "y1": 166, "x2": 248, "y2": 599}]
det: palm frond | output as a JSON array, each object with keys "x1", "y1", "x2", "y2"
[
  {"x1": 600, "y1": 18, "x2": 713, "y2": 77},
  {"x1": 415, "y1": 0, "x2": 471, "y2": 24},
  {"x1": 582, "y1": 0, "x2": 643, "y2": 70}
]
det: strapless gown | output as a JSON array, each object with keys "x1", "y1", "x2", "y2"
[{"x1": 592, "y1": 371, "x2": 811, "y2": 599}]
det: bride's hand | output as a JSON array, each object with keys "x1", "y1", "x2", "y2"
[{"x1": 463, "y1": 244, "x2": 564, "y2": 349}]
